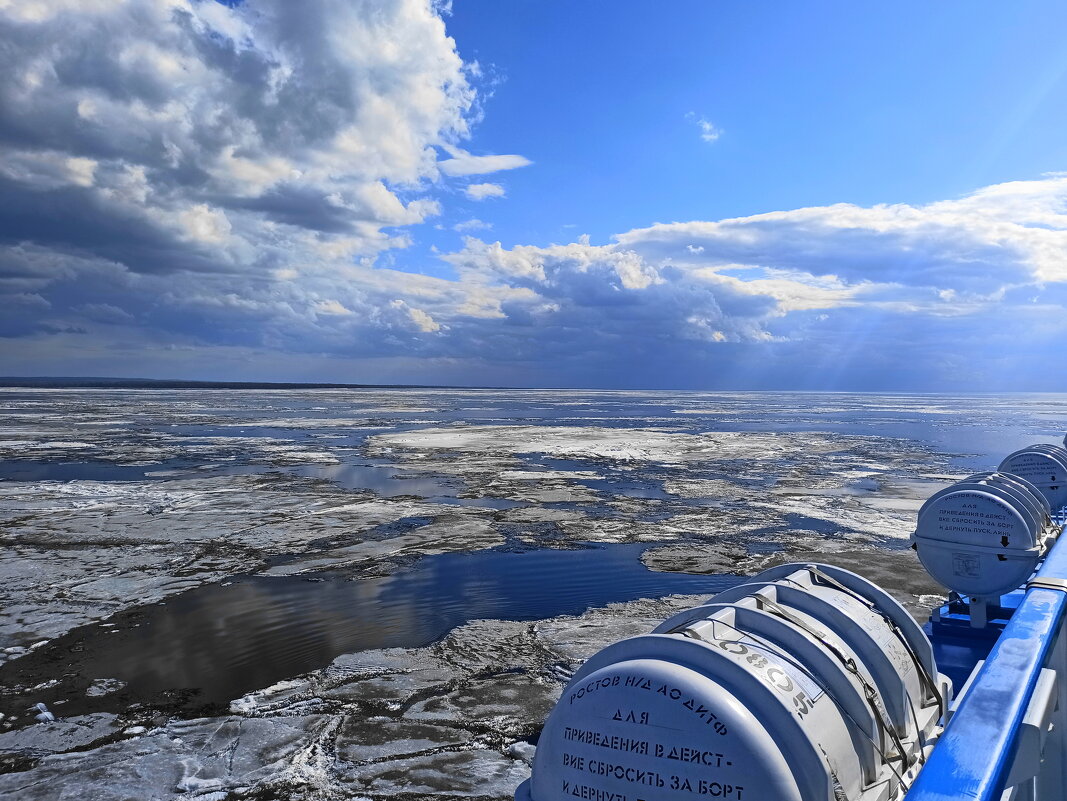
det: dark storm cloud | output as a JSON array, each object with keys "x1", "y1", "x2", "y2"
[
  {"x1": 0, "y1": 0, "x2": 554, "y2": 385},
  {"x1": 223, "y1": 185, "x2": 369, "y2": 234},
  {"x1": 0, "y1": 176, "x2": 226, "y2": 274},
  {"x1": 0, "y1": 0, "x2": 475, "y2": 336}
]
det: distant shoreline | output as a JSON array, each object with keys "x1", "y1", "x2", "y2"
[
  {"x1": 0, "y1": 377, "x2": 477, "y2": 390},
  {"x1": 1, "y1": 378, "x2": 1063, "y2": 394}
]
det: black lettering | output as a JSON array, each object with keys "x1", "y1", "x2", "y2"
[{"x1": 563, "y1": 753, "x2": 585, "y2": 770}]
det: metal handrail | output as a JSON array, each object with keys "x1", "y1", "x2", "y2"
[{"x1": 904, "y1": 524, "x2": 1067, "y2": 801}]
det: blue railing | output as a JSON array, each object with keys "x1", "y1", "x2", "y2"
[{"x1": 906, "y1": 514, "x2": 1067, "y2": 801}]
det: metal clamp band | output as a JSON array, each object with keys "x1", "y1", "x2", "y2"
[{"x1": 1026, "y1": 576, "x2": 1067, "y2": 592}]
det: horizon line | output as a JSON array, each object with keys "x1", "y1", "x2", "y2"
[{"x1": 1, "y1": 376, "x2": 1066, "y2": 396}]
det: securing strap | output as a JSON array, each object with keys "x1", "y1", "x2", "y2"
[
  {"x1": 807, "y1": 566, "x2": 945, "y2": 725},
  {"x1": 751, "y1": 594, "x2": 914, "y2": 771},
  {"x1": 673, "y1": 614, "x2": 913, "y2": 790}
]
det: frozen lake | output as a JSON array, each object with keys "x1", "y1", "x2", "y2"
[{"x1": 1, "y1": 388, "x2": 1065, "y2": 797}]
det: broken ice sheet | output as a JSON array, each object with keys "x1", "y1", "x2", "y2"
[
  {"x1": 1, "y1": 387, "x2": 1060, "y2": 798},
  {"x1": 85, "y1": 678, "x2": 125, "y2": 697},
  {"x1": 0, "y1": 527, "x2": 947, "y2": 801},
  {"x1": 0, "y1": 595, "x2": 708, "y2": 800},
  {"x1": 0, "y1": 472, "x2": 507, "y2": 657},
  {"x1": 0, "y1": 542, "x2": 739, "y2": 724}
]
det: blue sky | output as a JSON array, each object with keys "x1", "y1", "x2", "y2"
[
  {"x1": 425, "y1": 1, "x2": 1067, "y2": 253},
  {"x1": 1, "y1": 0, "x2": 1066, "y2": 389}
]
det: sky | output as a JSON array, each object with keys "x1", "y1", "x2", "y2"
[{"x1": 1, "y1": 0, "x2": 1066, "y2": 390}]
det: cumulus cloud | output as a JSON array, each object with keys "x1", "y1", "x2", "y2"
[
  {"x1": 423, "y1": 176, "x2": 1067, "y2": 387},
  {"x1": 313, "y1": 299, "x2": 353, "y2": 316},
  {"x1": 0, "y1": 2, "x2": 1064, "y2": 389},
  {"x1": 10, "y1": 163, "x2": 1067, "y2": 387},
  {"x1": 615, "y1": 176, "x2": 1067, "y2": 297},
  {"x1": 0, "y1": 0, "x2": 476, "y2": 294},
  {"x1": 438, "y1": 146, "x2": 532, "y2": 176},
  {"x1": 392, "y1": 299, "x2": 442, "y2": 333},
  {"x1": 0, "y1": 0, "x2": 525, "y2": 358},
  {"x1": 464, "y1": 182, "x2": 506, "y2": 200}
]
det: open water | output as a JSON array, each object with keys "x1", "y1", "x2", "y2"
[{"x1": 2, "y1": 388, "x2": 1066, "y2": 718}]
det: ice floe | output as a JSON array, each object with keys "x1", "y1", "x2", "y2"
[
  {"x1": 0, "y1": 387, "x2": 1061, "y2": 798},
  {"x1": 0, "y1": 594, "x2": 706, "y2": 799}
]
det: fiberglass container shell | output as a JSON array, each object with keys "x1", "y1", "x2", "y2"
[
  {"x1": 998, "y1": 445, "x2": 1067, "y2": 512},
  {"x1": 912, "y1": 473, "x2": 1051, "y2": 597},
  {"x1": 516, "y1": 564, "x2": 948, "y2": 801}
]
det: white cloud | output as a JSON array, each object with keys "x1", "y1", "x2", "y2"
[
  {"x1": 314, "y1": 299, "x2": 353, "y2": 316},
  {"x1": 690, "y1": 267, "x2": 867, "y2": 313},
  {"x1": 445, "y1": 237, "x2": 662, "y2": 292},
  {"x1": 0, "y1": 0, "x2": 474, "y2": 280},
  {"x1": 453, "y1": 218, "x2": 492, "y2": 232},
  {"x1": 14, "y1": 171, "x2": 1067, "y2": 387},
  {"x1": 65, "y1": 157, "x2": 97, "y2": 187},
  {"x1": 391, "y1": 299, "x2": 442, "y2": 332},
  {"x1": 686, "y1": 112, "x2": 721, "y2": 143},
  {"x1": 439, "y1": 146, "x2": 532, "y2": 176},
  {"x1": 464, "y1": 182, "x2": 506, "y2": 200},
  {"x1": 0, "y1": 0, "x2": 118, "y2": 24},
  {"x1": 416, "y1": 175, "x2": 1067, "y2": 386},
  {"x1": 0, "y1": 150, "x2": 99, "y2": 189},
  {"x1": 177, "y1": 204, "x2": 233, "y2": 245},
  {"x1": 408, "y1": 307, "x2": 442, "y2": 333},
  {"x1": 615, "y1": 176, "x2": 1067, "y2": 295}
]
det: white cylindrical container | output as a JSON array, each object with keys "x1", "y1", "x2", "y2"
[
  {"x1": 516, "y1": 564, "x2": 949, "y2": 801},
  {"x1": 999, "y1": 445, "x2": 1067, "y2": 512},
  {"x1": 911, "y1": 472, "x2": 1054, "y2": 597}
]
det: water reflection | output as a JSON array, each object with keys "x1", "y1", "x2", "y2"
[
  {"x1": 287, "y1": 462, "x2": 456, "y2": 496},
  {"x1": 0, "y1": 459, "x2": 196, "y2": 482},
  {"x1": 1, "y1": 544, "x2": 740, "y2": 715}
]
